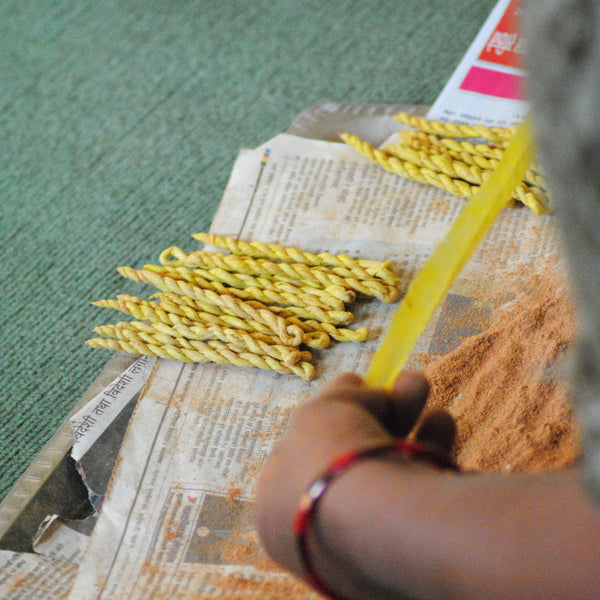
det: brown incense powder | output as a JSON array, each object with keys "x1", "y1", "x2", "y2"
[{"x1": 424, "y1": 270, "x2": 581, "y2": 472}]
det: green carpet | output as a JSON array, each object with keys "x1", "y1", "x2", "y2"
[{"x1": 0, "y1": 0, "x2": 496, "y2": 501}]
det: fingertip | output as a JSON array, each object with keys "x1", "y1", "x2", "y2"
[
  {"x1": 416, "y1": 409, "x2": 457, "y2": 455},
  {"x1": 393, "y1": 371, "x2": 430, "y2": 402},
  {"x1": 316, "y1": 372, "x2": 363, "y2": 398},
  {"x1": 331, "y1": 372, "x2": 364, "y2": 387}
]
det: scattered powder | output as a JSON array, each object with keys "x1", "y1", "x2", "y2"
[
  {"x1": 424, "y1": 269, "x2": 581, "y2": 472},
  {"x1": 200, "y1": 566, "x2": 314, "y2": 600},
  {"x1": 219, "y1": 530, "x2": 281, "y2": 572},
  {"x1": 226, "y1": 485, "x2": 243, "y2": 505}
]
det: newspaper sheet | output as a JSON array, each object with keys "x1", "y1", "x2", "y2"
[
  {"x1": 66, "y1": 131, "x2": 561, "y2": 599},
  {"x1": 427, "y1": 0, "x2": 528, "y2": 127}
]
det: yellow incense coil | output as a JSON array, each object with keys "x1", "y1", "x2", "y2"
[
  {"x1": 91, "y1": 237, "x2": 395, "y2": 378},
  {"x1": 251, "y1": 303, "x2": 366, "y2": 341},
  {"x1": 159, "y1": 251, "x2": 359, "y2": 301},
  {"x1": 388, "y1": 137, "x2": 546, "y2": 191},
  {"x1": 274, "y1": 304, "x2": 353, "y2": 326},
  {"x1": 94, "y1": 321, "x2": 309, "y2": 367},
  {"x1": 155, "y1": 292, "x2": 339, "y2": 343},
  {"x1": 160, "y1": 247, "x2": 399, "y2": 289},
  {"x1": 394, "y1": 111, "x2": 515, "y2": 144},
  {"x1": 284, "y1": 316, "x2": 369, "y2": 343},
  {"x1": 149, "y1": 282, "x2": 355, "y2": 327},
  {"x1": 340, "y1": 132, "x2": 548, "y2": 216},
  {"x1": 93, "y1": 296, "x2": 172, "y2": 325},
  {"x1": 152, "y1": 293, "x2": 306, "y2": 345},
  {"x1": 365, "y1": 118, "x2": 536, "y2": 390},
  {"x1": 113, "y1": 277, "x2": 306, "y2": 347},
  {"x1": 340, "y1": 132, "x2": 476, "y2": 195},
  {"x1": 298, "y1": 330, "x2": 330, "y2": 349},
  {"x1": 86, "y1": 336, "x2": 315, "y2": 380},
  {"x1": 192, "y1": 233, "x2": 394, "y2": 273},
  {"x1": 121, "y1": 265, "x2": 344, "y2": 311},
  {"x1": 147, "y1": 263, "x2": 348, "y2": 310}
]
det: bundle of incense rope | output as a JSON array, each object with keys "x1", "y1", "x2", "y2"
[
  {"x1": 340, "y1": 111, "x2": 549, "y2": 216},
  {"x1": 86, "y1": 234, "x2": 400, "y2": 381}
]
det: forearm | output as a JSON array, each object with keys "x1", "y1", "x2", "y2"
[{"x1": 310, "y1": 463, "x2": 600, "y2": 600}]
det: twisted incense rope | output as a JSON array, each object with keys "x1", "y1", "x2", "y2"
[
  {"x1": 93, "y1": 298, "x2": 311, "y2": 359},
  {"x1": 192, "y1": 232, "x2": 396, "y2": 276},
  {"x1": 386, "y1": 143, "x2": 488, "y2": 185},
  {"x1": 391, "y1": 132, "x2": 546, "y2": 190},
  {"x1": 160, "y1": 247, "x2": 399, "y2": 288},
  {"x1": 91, "y1": 239, "x2": 391, "y2": 376},
  {"x1": 95, "y1": 295, "x2": 330, "y2": 350},
  {"x1": 118, "y1": 266, "x2": 355, "y2": 326},
  {"x1": 244, "y1": 301, "x2": 369, "y2": 343},
  {"x1": 145, "y1": 263, "x2": 349, "y2": 309},
  {"x1": 155, "y1": 251, "x2": 398, "y2": 303},
  {"x1": 394, "y1": 111, "x2": 515, "y2": 144},
  {"x1": 398, "y1": 130, "x2": 507, "y2": 160},
  {"x1": 156, "y1": 294, "x2": 331, "y2": 349},
  {"x1": 128, "y1": 264, "x2": 344, "y2": 311},
  {"x1": 86, "y1": 337, "x2": 315, "y2": 380},
  {"x1": 382, "y1": 142, "x2": 548, "y2": 211},
  {"x1": 340, "y1": 132, "x2": 474, "y2": 194},
  {"x1": 285, "y1": 316, "x2": 368, "y2": 343},
  {"x1": 94, "y1": 321, "x2": 310, "y2": 366},
  {"x1": 313, "y1": 264, "x2": 399, "y2": 288},
  {"x1": 340, "y1": 133, "x2": 548, "y2": 216},
  {"x1": 94, "y1": 296, "x2": 291, "y2": 346},
  {"x1": 116, "y1": 269, "x2": 305, "y2": 346},
  {"x1": 398, "y1": 132, "x2": 548, "y2": 185}
]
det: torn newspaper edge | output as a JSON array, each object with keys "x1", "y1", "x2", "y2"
[
  {"x1": 30, "y1": 356, "x2": 155, "y2": 568},
  {"x1": 71, "y1": 355, "x2": 155, "y2": 464}
]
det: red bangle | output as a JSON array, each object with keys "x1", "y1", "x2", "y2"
[{"x1": 293, "y1": 438, "x2": 460, "y2": 600}]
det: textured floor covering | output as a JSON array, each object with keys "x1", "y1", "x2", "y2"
[{"x1": 0, "y1": 0, "x2": 496, "y2": 501}]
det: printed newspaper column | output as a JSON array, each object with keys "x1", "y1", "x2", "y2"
[
  {"x1": 71, "y1": 355, "x2": 156, "y2": 463},
  {"x1": 0, "y1": 549, "x2": 77, "y2": 600}
]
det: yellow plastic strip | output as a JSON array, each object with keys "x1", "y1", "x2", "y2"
[{"x1": 364, "y1": 118, "x2": 535, "y2": 390}]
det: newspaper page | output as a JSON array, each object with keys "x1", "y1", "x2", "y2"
[
  {"x1": 427, "y1": 0, "x2": 528, "y2": 127},
  {"x1": 68, "y1": 132, "x2": 560, "y2": 599}
]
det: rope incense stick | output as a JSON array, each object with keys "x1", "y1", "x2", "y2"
[
  {"x1": 364, "y1": 118, "x2": 536, "y2": 390},
  {"x1": 340, "y1": 132, "x2": 546, "y2": 216},
  {"x1": 394, "y1": 111, "x2": 515, "y2": 144}
]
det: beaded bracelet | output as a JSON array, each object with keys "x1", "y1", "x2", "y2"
[{"x1": 293, "y1": 438, "x2": 460, "y2": 600}]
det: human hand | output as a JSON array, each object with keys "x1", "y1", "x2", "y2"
[{"x1": 256, "y1": 371, "x2": 456, "y2": 588}]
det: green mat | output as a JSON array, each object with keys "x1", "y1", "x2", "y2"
[{"x1": 0, "y1": 0, "x2": 496, "y2": 501}]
